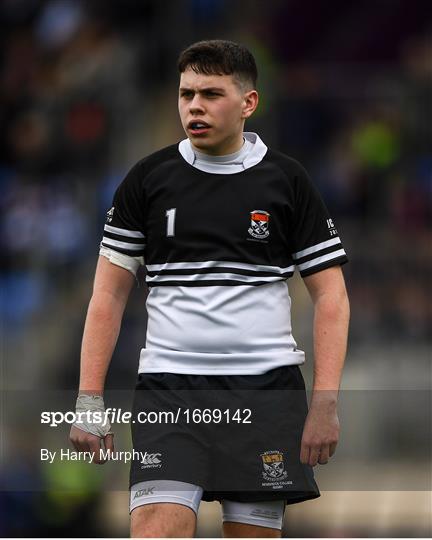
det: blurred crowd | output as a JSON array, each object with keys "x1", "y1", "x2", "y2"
[{"x1": 1, "y1": 0, "x2": 431, "y2": 537}]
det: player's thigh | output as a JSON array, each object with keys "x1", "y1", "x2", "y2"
[
  {"x1": 130, "y1": 502, "x2": 197, "y2": 538},
  {"x1": 223, "y1": 521, "x2": 281, "y2": 538}
]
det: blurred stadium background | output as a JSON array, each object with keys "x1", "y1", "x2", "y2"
[{"x1": 1, "y1": 0, "x2": 431, "y2": 537}]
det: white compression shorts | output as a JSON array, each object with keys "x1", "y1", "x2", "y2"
[{"x1": 130, "y1": 480, "x2": 285, "y2": 530}]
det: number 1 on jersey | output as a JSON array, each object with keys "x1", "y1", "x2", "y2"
[{"x1": 165, "y1": 208, "x2": 176, "y2": 237}]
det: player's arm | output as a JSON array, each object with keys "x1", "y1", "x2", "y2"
[
  {"x1": 70, "y1": 160, "x2": 146, "y2": 462},
  {"x1": 79, "y1": 254, "x2": 135, "y2": 393},
  {"x1": 300, "y1": 265, "x2": 350, "y2": 467},
  {"x1": 69, "y1": 255, "x2": 135, "y2": 463}
]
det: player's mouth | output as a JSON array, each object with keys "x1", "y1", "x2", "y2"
[{"x1": 187, "y1": 120, "x2": 211, "y2": 135}]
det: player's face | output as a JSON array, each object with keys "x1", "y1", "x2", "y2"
[{"x1": 178, "y1": 67, "x2": 258, "y2": 156}]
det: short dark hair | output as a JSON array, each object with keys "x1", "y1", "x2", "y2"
[{"x1": 177, "y1": 39, "x2": 258, "y2": 90}]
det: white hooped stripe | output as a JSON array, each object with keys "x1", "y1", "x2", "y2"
[
  {"x1": 104, "y1": 224, "x2": 145, "y2": 238},
  {"x1": 297, "y1": 249, "x2": 346, "y2": 271},
  {"x1": 146, "y1": 260, "x2": 295, "y2": 275},
  {"x1": 146, "y1": 272, "x2": 289, "y2": 284},
  {"x1": 292, "y1": 237, "x2": 341, "y2": 260},
  {"x1": 102, "y1": 237, "x2": 146, "y2": 250}
]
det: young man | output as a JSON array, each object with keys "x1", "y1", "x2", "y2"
[{"x1": 70, "y1": 40, "x2": 350, "y2": 538}]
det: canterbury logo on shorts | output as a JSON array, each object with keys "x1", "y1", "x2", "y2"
[{"x1": 140, "y1": 452, "x2": 162, "y2": 468}]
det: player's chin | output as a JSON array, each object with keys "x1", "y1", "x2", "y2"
[{"x1": 189, "y1": 133, "x2": 215, "y2": 148}]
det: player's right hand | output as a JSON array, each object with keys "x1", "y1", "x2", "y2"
[{"x1": 69, "y1": 424, "x2": 114, "y2": 464}]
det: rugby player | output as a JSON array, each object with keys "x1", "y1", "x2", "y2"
[{"x1": 70, "y1": 40, "x2": 350, "y2": 538}]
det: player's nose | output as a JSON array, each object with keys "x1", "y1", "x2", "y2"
[{"x1": 189, "y1": 94, "x2": 205, "y2": 113}]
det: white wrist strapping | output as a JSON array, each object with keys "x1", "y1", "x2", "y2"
[{"x1": 73, "y1": 394, "x2": 112, "y2": 438}]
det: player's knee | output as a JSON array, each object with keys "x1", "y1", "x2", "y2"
[
  {"x1": 223, "y1": 521, "x2": 281, "y2": 538},
  {"x1": 130, "y1": 503, "x2": 196, "y2": 538},
  {"x1": 130, "y1": 504, "x2": 158, "y2": 537}
]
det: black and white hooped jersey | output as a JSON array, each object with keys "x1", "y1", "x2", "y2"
[{"x1": 101, "y1": 134, "x2": 348, "y2": 375}]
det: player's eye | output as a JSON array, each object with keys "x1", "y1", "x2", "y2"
[{"x1": 180, "y1": 91, "x2": 193, "y2": 99}]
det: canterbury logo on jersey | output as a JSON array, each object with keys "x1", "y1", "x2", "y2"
[{"x1": 106, "y1": 207, "x2": 115, "y2": 223}]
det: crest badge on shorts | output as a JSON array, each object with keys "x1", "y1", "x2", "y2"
[
  {"x1": 248, "y1": 210, "x2": 270, "y2": 240},
  {"x1": 261, "y1": 450, "x2": 288, "y2": 482}
]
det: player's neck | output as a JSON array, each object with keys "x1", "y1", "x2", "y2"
[
  {"x1": 192, "y1": 133, "x2": 244, "y2": 157},
  {"x1": 192, "y1": 137, "x2": 246, "y2": 162}
]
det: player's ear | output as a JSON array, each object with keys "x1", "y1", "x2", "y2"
[{"x1": 241, "y1": 89, "x2": 259, "y2": 119}]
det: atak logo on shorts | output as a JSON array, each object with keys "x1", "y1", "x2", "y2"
[
  {"x1": 106, "y1": 206, "x2": 115, "y2": 223},
  {"x1": 133, "y1": 486, "x2": 155, "y2": 499},
  {"x1": 261, "y1": 450, "x2": 288, "y2": 481},
  {"x1": 248, "y1": 210, "x2": 270, "y2": 240},
  {"x1": 140, "y1": 452, "x2": 162, "y2": 469}
]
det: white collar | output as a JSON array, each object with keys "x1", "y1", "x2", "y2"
[
  {"x1": 193, "y1": 137, "x2": 251, "y2": 164},
  {"x1": 178, "y1": 132, "x2": 268, "y2": 171}
]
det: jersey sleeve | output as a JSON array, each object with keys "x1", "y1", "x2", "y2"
[
  {"x1": 100, "y1": 162, "x2": 146, "y2": 258},
  {"x1": 291, "y1": 163, "x2": 348, "y2": 277}
]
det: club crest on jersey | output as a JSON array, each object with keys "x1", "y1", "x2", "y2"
[
  {"x1": 261, "y1": 450, "x2": 288, "y2": 481},
  {"x1": 106, "y1": 207, "x2": 115, "y2": 223},
  {"x1": 248, "y1": 210, "x2": 270, "y2": 240}
]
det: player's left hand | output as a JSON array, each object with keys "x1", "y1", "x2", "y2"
[{"x1": 300, "y1": 400, "x2": 339, "y2": 467}]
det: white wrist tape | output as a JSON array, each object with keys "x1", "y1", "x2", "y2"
[{"x1": 73, "y1": 394, "x2": 112, "y2": 438}]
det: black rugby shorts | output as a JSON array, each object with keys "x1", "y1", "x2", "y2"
[{"x1": 129, "y1": 365, "x2": 320, "y2": 504}]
